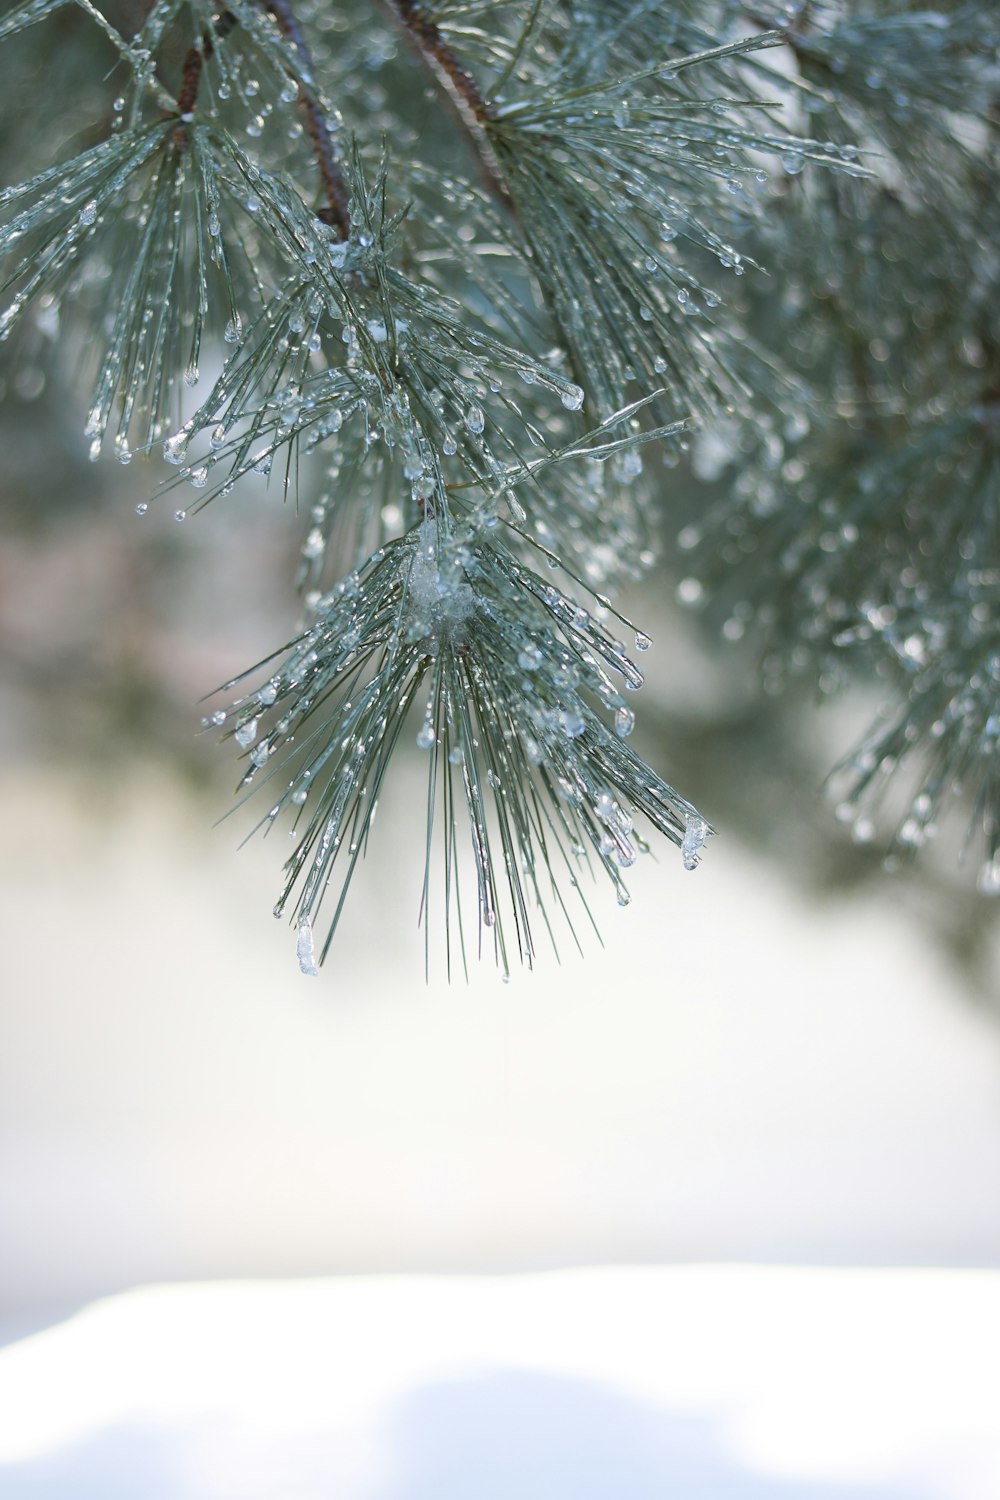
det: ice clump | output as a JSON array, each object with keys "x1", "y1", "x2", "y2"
[
  {"x1": 682, "y1": 816, "x2": 708, "y2": 871},
  {"x1": 296, "y1": 917, "x2": 319, "y2": 976}
]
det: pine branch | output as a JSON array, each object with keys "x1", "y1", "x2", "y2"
[{"x1": 5, "y1": 1, "x2": 999, "y2": 970}]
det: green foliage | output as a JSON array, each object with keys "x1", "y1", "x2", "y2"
[{"x1": 1, "y1": 0, "x2": 998, "y2": 967}]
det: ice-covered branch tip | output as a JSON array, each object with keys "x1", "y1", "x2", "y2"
[
  {"x1": 210, "y1": 521, "x2": 711, "y2": 974},
  {"x1": 405, "y1": 516, "x2": 477, "y2": 646}
]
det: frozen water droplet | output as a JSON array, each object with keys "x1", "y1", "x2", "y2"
[
  {"x1": 518, "y1": 642, "x2": 543, "y2": 671},
  {"x1": 174, "y1": 509, "x2": 187, "y2": 522},
  {"x1": 224, "y1": 316, "x2": 242, "y2": 344},
  {"x1": 78, "y1": 200, "x2": 97, "y2": 226},
  {"x1": 614, "y1": 706, "x2": 635, "y2": 738},
  {"x1": 634, "y1": 631, "x2": 651, "y2": 651},
  {"x1": 184, "y1": 364, "x2": 200, "y2": 388},
  {"x1": 211, "y1": 710, "x2": 226, "y2": 726},
  {"x1": 190, "y1": 466, "x2": 208, "y2": 488},
  {"x1": 416, "y1": 722, "x2": 435, "y2": 749},
  {"x1": 558, "y1": 708, "x2": 586, "y2": 739},
  {"x1": 465, "y1": 404, "x2": 485, "y2": 435},
  {"x1": 135, "y1": 501, "x2": 148, "y2": 516},
  {"x1": 560, "y1": 384, "x2": 584, "y2": 411},
  {"x1": 235, "y1": 718, "x2": 259, "y2": 748},
  {"x1": 258, "y1": 682, "x2": 278, "y2": 706}
]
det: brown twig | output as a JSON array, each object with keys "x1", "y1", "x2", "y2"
[
  {"x1": 380, "y1": 0, "x2": 513, "y2": 213},
  {"x1": 172, "y1": 10, "x2": 239, "y2": 145},
  {"x1": 169, "y1": 1, "x2": 349, "y2": 237},
  {"x1": 264, "y1": 0, "x2": 351, "y2": 238}
]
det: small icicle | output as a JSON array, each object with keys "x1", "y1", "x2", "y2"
[
  {"x1": 682, "y1": 816, "x2": 708, "y2": 871},
  {"x1": 296, "y1": 917, "x2": 319, "y2": 976}
]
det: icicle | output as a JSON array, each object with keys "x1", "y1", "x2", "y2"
[{"x1": 296, "y1": 917, "x2": 319, "y2": 976}]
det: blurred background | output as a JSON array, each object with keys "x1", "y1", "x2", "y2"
[{"x1": 2, "y1": 352, "x2": 1000, "y2": 1497}]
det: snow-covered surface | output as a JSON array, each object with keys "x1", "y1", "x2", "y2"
[{"x1": 0, "y1": 1266, "x2": 998, "y2": 1499}]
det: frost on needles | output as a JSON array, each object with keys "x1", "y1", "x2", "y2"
[{"x1": 1, "y1": 0, "x2": 996, "y2": 969}]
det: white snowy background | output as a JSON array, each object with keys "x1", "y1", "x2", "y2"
[{"x1": 1, "y1": 752, "x2": 999, "y2": 1498}]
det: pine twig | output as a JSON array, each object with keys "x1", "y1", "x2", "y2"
[
  {"x1": 170, "y1": 0, "x2": 350, "y2": 236},
  {"x1": 380, "y1": 0, "x2": 513, "y2": 213},
  {"x1": 172, "y1": 9, "x2": 239, "y2": 144},
  {"x1": 264, "y1": 0, "x2": 350, "y2": 237}
]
